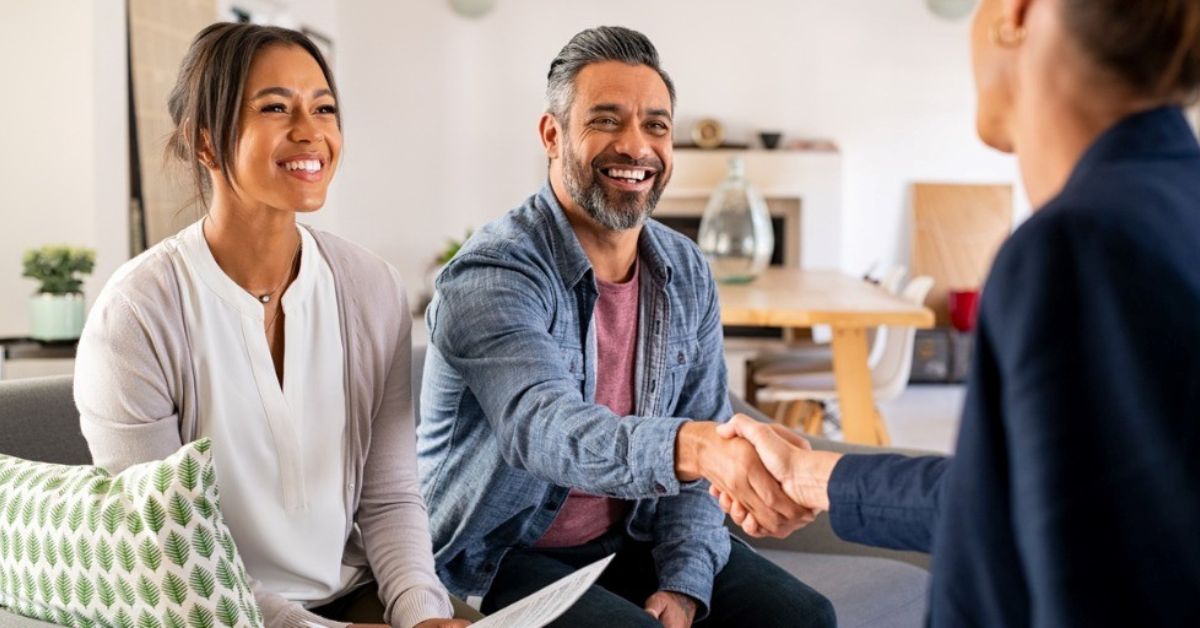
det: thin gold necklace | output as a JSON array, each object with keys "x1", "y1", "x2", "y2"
[
  {"x1": 264, "y1": 243, "x2": 301, "y2": 332},
  {"x1": 256, "y1": 239, "x2": 302, "y2": 304}
]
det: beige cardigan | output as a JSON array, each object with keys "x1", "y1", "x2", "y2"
[{"x1": 73, "y1": 226, "x2": 452, "y2": 628}]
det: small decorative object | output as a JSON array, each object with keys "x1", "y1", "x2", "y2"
[
  {"x1": 691, "y1": 118, "x2": 725, "y2": 149},
  {"x1": 698, "y1": 157, "x2": 775, "y2": 284},
  {"x1": 449, "y1": 0, "x2": 497, "y2": 18},
  {"x1": 758, "y1": 131, "x2": 783, "y2": 150},
  {"x1": 948, "y1": 288, "x2": 981, "y2": 332},
  {"x1": 926, "y1": 0, "x2": 977, "y2": 21},
  {"x1": 22, "y1": 245, "x2": 96, "y2": 341}
]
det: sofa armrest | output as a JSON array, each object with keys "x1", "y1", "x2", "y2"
[{"x1": 726, "y1": 394, "x2": 934, "y2": 570}]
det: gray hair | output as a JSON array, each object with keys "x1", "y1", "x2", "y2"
[{"x1": 546, "y1": 26, "x2": 676, "y2": 123}]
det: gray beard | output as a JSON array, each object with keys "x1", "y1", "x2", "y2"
[{"x1": 562, "y1": 143, "x2": 663, "y2": 232}]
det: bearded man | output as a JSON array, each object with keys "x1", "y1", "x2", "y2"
[{"x1": 417, "y1": 26, "x2": 835, "y2": 628}]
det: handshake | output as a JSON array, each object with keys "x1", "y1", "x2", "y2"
[{"x1": 675, "y1": 414, "x2": 844, "y2": 538}]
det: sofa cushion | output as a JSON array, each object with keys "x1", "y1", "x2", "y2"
[
  {"x1": 0, "y1": 438, "x2": 262, "y2": 627},
  {"x1": 757, "y1": 549, "x2": 929, "y2": 628}
]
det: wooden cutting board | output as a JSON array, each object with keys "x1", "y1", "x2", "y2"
[{"x1": 911, "y1": 183, "x2": 1013, "y2": 325}]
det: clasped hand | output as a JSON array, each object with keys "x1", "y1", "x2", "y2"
[{"x1": 695, "y1": 414, "x2": 839, "y2": 538}]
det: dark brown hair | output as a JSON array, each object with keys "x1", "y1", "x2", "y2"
[
  {"x1": 1062, "y1": 0, "x2": 1200, "y2": 102},
  {"x1": 166, "y1": 22, "x2": 340, "y2": 205}
]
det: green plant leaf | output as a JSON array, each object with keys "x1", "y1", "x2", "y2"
[
  {"x1": 139, "y1": 537, "x2": 163, "y2": 570},
  {"x1": 137, "y1": 574, "x2": 161, "y2": 607},
  {"x1": 37, "y1": 497, "x2": 50, "y2": 526},
  {"x1": 164, "y1": 531, "x2": 190, "y2": 567},
  {"x1": 77, "y1": 535, "x2": 94, "y2": 570},
  {"x1": 117, "y1": 577, "x2": 136, "y2": 606},
  {"x1": 22, "y1": 498, "x2": 36, "y2": 525},
  {"x1": 26, "y1": 531, "x2": 40, "y2": 563},
  {"x1": 68, "y1": 500, "x2": 85, "y2": 530},
  {"x1": 193, "y1": 495, "x2": 214, "y2": 520},
  {"x1": 137, "y1": 611, "x2": 163, "y2": 628},
  {"x1": 38, "y1": 571, "x2": 54, "y2": 600},
  {"x1": 189, "y1": 565, "x2": 215, "y2": 599},
  {"x1": 215, "y1": 596, "x2": 240, "y2": 627},
  {"x1": 192, "y1": 525, "x2": 215, "y2": 559},
  {"x1": 218, "y1": 531, "x2": 236, "y2": 562},
  {"x1": 11, "y1": 530, "x2": 23, "y2": 562},
  {"x1": 178, "y1": 455, "x2": 199, "y2": 492},
  {"x1": 187, "y1": 605, "x2": 214, "y2": 628},
  {"x1": 5, "y1": 490, "x2": 23, "y2": 524},
  {"x1": 116, "y1": 538, "x2": 137, "y2": 572},
  {"x1": 162, "y1": 608, "x2": 186, "y2": 628},
  {"x1": 96, "y1": 576, "x2": 116, "y2": 608},
  {"x1": 42, "y1": 531, "x2": 57, "y2": 567},
  {"x1": 113, "y1": 608, "x2": 134, "y2": 628},
  {"x1": 126, "y1": 509, "x2": 144, "y2": 534},
  {"x1": 87, "y1": 499, "x2": 102, "y2": 532},
  {"x1": 0, "y1": 529, "x2": 9, "y2": 559},
  {"x1": 96, "y1": 537, "x2": 114, "y2": 572},
  {"x1": 56, "y1": 571, "x2": 73, "y2": 605},
  {"x1": 103, "y1": 500, "x2": 124, "y2": 534},
  {"x1": 215, "y1": 559, "x2": 236, "y2": 590},
  {"x1": 143, "y1": 497, "x2": 167, "y2": 533},
  {"x1": 55, "y1": 608, "x2": 73, "y2": 627},
  {"x1": 50, "y1": 501, "x2": 67, "y2": 526},
  {"x1": 162, "y1": 571, "x2": 188, "y2": 606},
  {"x1": 21, "y1": 571, "x2": 36, "y2": 599},
  {"x1": 59, "y1": 534, "x2": 75, "y2": 565},
  {"x1": 202, "y1": 465, "x2": 216, "y2": 489},
  {"x1": 90, "y1": 477, "x2": 112, "y2": 495},
  {"x1": 75, "y1": 576, "x2": 95, "y2": 606},
  {"x1": 153, "y1": 464, "x2": 173, "y2": 494},
  {"x1": 168, "y1": 493, "x2": 193, "y2": 527},
  {"x1": 194, "y1": 439, "x2": 212, "y2": 455}
]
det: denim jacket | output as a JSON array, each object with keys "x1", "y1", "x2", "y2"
[{"x1": 418, "y1": 183, "x2": 733, "y2": 613}]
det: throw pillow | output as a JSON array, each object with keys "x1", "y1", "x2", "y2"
[{"x1": 0, "y1": 438, "x2": 263, "y2": 627}]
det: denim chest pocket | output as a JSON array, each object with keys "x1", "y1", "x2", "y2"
[{"x1": 662, "y1": 337, "x2": 699, "y2": 415}]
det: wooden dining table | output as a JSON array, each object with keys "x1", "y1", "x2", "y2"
[{"x1": 718, "y1": 268, "x2": 935, "y2": 446}]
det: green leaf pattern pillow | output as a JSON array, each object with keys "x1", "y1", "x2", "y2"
[{"x1": 0, "y1": 438, "x2": 263, "y2": 627}]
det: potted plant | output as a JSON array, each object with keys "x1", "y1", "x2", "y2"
[
  {"x1": 416, "y1": 230, "x2": 472, "y2": 314},
  {"x1": 22, "y1": 245, "x2": 96, "y2": 341}
]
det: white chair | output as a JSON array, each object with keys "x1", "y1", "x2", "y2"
[{"x1": 758, "y1": 275, "x2": 935, "y2": 435}]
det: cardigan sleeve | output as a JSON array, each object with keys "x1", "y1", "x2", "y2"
[{"x1": 355, "y1": 267, "x2": 454, "y2": 628}]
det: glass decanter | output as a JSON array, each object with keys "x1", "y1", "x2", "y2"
[{"x1": 697, "y1": 156, "x2": 775, "y2": 283}]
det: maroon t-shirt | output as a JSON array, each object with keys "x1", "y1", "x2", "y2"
[{"x1": 535, "y1": 262, "x2": 640, "y2": 548}]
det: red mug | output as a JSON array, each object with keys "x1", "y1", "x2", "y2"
[{"x1": 948, "y1": 288, "x2": 980, "y2": 332}]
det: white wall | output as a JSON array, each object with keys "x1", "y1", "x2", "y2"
[
  {"x1": 0, "y1": 0, "x2": 129, "y2": 337},
  {"x1": 332, "y1": 0, "x2": 1029, "y2": 299}
]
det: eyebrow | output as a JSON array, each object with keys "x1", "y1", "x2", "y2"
[{"x1": 250, "y1": 86, "x2": 334, "y2": 99}]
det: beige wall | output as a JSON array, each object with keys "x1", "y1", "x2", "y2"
[{"x1": 0, "y1": 0, "x2": 129, "y2": 337}]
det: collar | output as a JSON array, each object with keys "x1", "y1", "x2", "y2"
[
  {"x1": 1062, "y1": 106, "x2": 1200, "y2": 196},
  {"x1": 534, "y1": 181, "x2": 674, "y2": 291}
]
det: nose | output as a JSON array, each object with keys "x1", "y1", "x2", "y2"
[
  {"x1": 611, "y1": 123, "x2": 653, "y2": 162},
  {"x1": 288, "y1": 109, "x2": 324, "y2": 145}
]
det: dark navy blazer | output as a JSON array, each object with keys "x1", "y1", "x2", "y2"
[{"x1": 828, "y1": 107, "x2": 1200, "y2": 626}]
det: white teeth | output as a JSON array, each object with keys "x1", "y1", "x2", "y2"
[
  {"x1": 606, "y1": 168, "x2": 647, "y2": 181},
  {"x1": 283, "y1": 159, "x2": 322, "y2": 172}
]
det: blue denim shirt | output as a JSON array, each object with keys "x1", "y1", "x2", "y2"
[{"x1": 418, "y1": 183, "x2": 732, "y2": 613}]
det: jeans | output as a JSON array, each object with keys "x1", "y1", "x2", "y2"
[{"x1": 482, "y1": 530, "x2": 837, "y2": 627}]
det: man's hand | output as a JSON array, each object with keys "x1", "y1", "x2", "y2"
[
  {"x1": 644, "y1": 591, "x2": 697, "y2": 628},
  {"x1": 675, "y1": 420, "x2": 809, "y2": 538},
  {"x1": 709, "y1": 414, "x2": 842, "y2": 536}
]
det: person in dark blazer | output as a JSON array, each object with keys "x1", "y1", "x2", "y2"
[{"x1": 710, "y1": 0, "x2": 1200, "y2": 625}]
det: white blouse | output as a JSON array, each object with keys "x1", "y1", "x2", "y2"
[{"x1": 174, "y1": 220, "x2": 361, "y2": 604}]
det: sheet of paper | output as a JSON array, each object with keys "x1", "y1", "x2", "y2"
[{"x1": 472, "y1": 553, "x2": 615, "y2": 628}]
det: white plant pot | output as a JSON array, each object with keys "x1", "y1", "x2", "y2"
[{"x1": 29, "y1": 293, "x2": 86, "y2": 341}]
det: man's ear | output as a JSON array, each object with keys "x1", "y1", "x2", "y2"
[{"x1": 539, "y1": 112, "x2": 562, "y2": 160}]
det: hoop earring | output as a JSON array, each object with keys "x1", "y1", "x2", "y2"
[{"x1": 989, "y1": 19, "x2": 1026, "y2": 48}]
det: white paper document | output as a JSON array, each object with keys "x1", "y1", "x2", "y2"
[{"x1": 471, "y1": 553, "x2": 615, "y2": 628}]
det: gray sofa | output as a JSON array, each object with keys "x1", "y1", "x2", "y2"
[{"x1": 0, "y1": 366, "x2": 930, "y2": 627}]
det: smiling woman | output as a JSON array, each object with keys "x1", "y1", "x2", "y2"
[{"x1": 73, "y1": 22, "x2": 470, "y2": 628}]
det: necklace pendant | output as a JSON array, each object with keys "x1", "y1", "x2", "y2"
[{"x1": 259, "y1": 295, "x2": 271, "y2": 304}]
